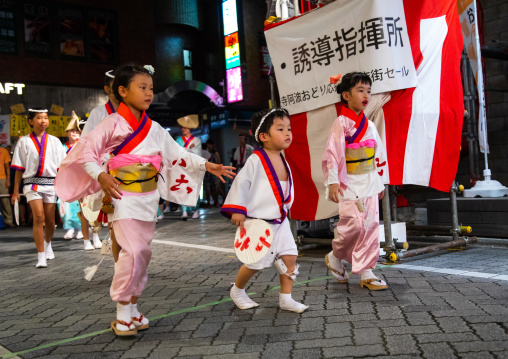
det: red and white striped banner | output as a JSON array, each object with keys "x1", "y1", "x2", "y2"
[{"x1": 272, "y1": 0, "x2": 465, "y2": 221}]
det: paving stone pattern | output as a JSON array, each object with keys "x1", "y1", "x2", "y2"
[{"x1": 0, "y1": 209, "x2": 507, "y2": 358}]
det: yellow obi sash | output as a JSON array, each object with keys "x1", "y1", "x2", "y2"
[
  {"x1": 345, "y1": 147, "x2": 375, "y2": 175},
  {"x1": 109, "y1": 163, "x2": 158, "y2": 194}
]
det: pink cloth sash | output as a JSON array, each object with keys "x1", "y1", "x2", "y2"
[
  {"x1": 107, "y1": 154, "x2": 162, "y2": 172},
  {"x1": 345, "y1": 139, "x2": 376, "y2": 149}
]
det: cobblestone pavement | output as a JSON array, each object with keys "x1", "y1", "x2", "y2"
[{"x1": 1, "y1": 209, "x2": 507, "y2": 359}]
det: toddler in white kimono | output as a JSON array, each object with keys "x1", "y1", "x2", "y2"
[
  {"x1": 55, "y1": 64, "x2": 235, "y2": 336},
  {"x1": 323, "y1": 72, "x2": 389, "y2": 290},
  {"x1": 222, "y1": 108, "x2": 308, "y2": 313}
]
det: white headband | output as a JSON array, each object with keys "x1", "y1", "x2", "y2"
[
  {"x1": 144, "y1": 65, "x2": 155, "y2": 75},
  {"x1": 28, "y1": 109, "x2": 48, "y2": 113},
  {"x1": 254, "y1": 109, "x2": 277, "y2": 142},
  {"x1": 105, "y1": 70, "x2": 115, "y2": 78}
]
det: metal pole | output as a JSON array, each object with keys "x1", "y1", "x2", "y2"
[
  {"x1": 450, "y1": 182, "x2": 461, "y2": 241},
  {"x1": 382, "y1": 184, "x2": 394, "y2": 256},
  {"x1": 393, "y1": 236, "x2": 477, "y2": 260},
  {"x1": 389, "y1": 185, "x2": 397, "y2": 222}
]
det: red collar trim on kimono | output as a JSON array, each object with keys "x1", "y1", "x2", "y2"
[
  {"x1": 30, "y1": 131, "x2": 47, "y2": 177},
  {"x1": 253, "y1": 148, "x2": 292, "y2": 224},
  {"x1": 65, "y1": 141, "x2": 74, "y2": 154},
  {"x1": 112, "y1": 103, "x2": 152, "y2": 156},
  {"x1": 183, "y1": 135, "x2": 195, "y2": 148},
  {"x1": 105, "y1": 100, "x2": 116, "y2": 115},
  {"x1": 342, "y1": 106, "x2": 367, "y2": 145}
]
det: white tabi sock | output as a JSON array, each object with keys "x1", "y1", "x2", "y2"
[
  {"x1": 92, "y1": 233, "x2": 102, "y2": 248},
  {"x1": 116, "y1": 303, "x2": 135, "y2": 331},
  {"x1": 279, "y1": 293, "x2": 309, "y2": 313},
  {"x1": 328, "y1": 251, "x2": 343, "y2": 272},
  {"x1": 44, "y1": 241, "x2": 55, "y2": 260},
  {"x1": 36, "y1": 252, "x2": 47, "y2": 268},
  {"x1": 230, "y1": 284, "x2": 259, "y2": 309},
  {"x1": 131, "y1": 303, "x2": 149, "y2": 326},
  {"x1": 361, "y1": 269, "x2": 376, "y2": 281},
  {"x1": 83, "y1": 239, "x2": 95, "y2": 251}
]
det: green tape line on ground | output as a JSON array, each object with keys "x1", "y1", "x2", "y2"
[{"x1": 0, "y1": 275, "x2": 334, "y2": 359}]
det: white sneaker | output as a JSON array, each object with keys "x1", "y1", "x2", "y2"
[
  {"x1": 64, "y1": 229, "x2": 75, "y2": 239},
  {"x1": 83, "y1": 240, "x2": 95, "y2": 251},
  {"x1": 157, "y1": 214, "x2": 164, "y2": 220},
  {"x1": 92, "y1": 233, "x2": 102, "y2": 249},
  {"x1": 76, "y1": 231, "x2": 84, "y2": 239},
  {"x1": 44, "y1": 241, "x2": 55, "y2": 260},
  {"x1": 230, "y1": 285, "x2": 259, "y2": 309},
  {"x1": 163, "y1": 207, "x2": 170, "y2": 213},
  {"x1": 192, "y1": 211, "x2": 200, "y2": 219},
  {"x1": 181, "y1": 211, "x2": 188, "y2": 221},
  {"x1": 36, "y1": 252, "x2": 47, "y2": 268}
]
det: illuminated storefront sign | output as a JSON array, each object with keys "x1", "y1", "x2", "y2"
[
  {"x1": 226, "y1": 67, "x2": 243, "y2": 103},
  {"x1": 222, "y1": 0, "x2": 238, "y2": 36},
  {"x1": 222, "y1": 0, "x2": 242, "y2": 103},
  {"x1": 225, "y1": 32, "x2": 240, "y2": 69},
  {"x1": 0, "y1": 82, "x2": 25, "y2": 95}
]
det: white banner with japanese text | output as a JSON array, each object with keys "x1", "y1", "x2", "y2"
[
  {"x1": 457, "y1": 0, "x2": 488, "y2": 153},
  {"x1": 265, "y1": 0, "x2": 418, "y2": 115}
]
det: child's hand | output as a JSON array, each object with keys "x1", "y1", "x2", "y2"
[
  {"x1": 328, "y1": 183, "x2": 344, "y2": 203},
  {"x1": 98, "y1": 172, "x2": 123, "y2": 200},
  {"x1": 231, "y1": 213, "x2": 245, "y2": 230},
  {"x1": 11, "y1": 192, "x2": 20, "y2": 205},
  {"x1": 205, "y1": 162, "x2": 236, "y2": 183},
  {"x1": 378, "y1": 190, "x2": 385, "y2": 199}
]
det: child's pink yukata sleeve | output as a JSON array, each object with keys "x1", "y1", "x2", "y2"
[
  {"x1": 55, "y1": 116, "x2": 127, "y2": 202},
  {"x1": 157, "y1": 128, "x2": 207, "y2": 207},
  {"x1": 322, "y1": 116, "x2": 349, "y2": 192}
]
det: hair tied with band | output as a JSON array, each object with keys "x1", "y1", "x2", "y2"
[
  {"x1": 330, "y1": 74, "x2": 343, "y2": 85},
  {"x1": 144, "y1": 65, "x2": 155, "y2": 75}
]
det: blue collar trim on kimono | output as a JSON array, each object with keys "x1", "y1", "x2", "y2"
[
  {"x1": 254, "y1": 147, "x2": 292, "y2": 224},
  {"x1": 344, "y1": 112, "x2": 367, "y2": 145}
]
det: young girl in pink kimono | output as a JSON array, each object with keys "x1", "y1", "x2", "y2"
[
  {"x1": 322, "y1": 72, "x2": 389, "y2": 290},
  {"x1": 55, "y1": 64, "x2": 235, "y2": 336}
]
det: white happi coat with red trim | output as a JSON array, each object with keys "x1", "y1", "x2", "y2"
[
  {"x1": 221, "y1": 148, "x2": 294, "y2": 223},
  {"x1": 11, "y1": 133, "x2": 66, "y2": 196}
]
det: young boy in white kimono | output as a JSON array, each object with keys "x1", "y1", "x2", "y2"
[
  {"x1": 11, "y1": 108, "x2": 66, "y2": 268},
  {"x1": 222, "y1": 108, "x2": 308, "y2": 313},
  {"x1": 323, "y1": 72, "x2": 389, "y2": 290}
]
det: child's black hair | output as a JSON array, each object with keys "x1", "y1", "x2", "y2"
[
  {"x1": 337, "y1": 72, "x2": 372, "y2": 105},
  {"x1": 27, "y1": 107, "x2": 47, "y2": 128},
  {"x1": 112, "y1": 63, "x2": 152, "y2": 103},
  {"x1": 104, "y1": 70, "x2": 115, "y2": 87},
  {"x1": 251, "y1": 108, "x2": 290, "y2": 147}
]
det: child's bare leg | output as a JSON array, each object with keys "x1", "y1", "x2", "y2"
[
  {"x1": 279, "y1": 255, "x2": 297, "y2": 294},
  {"x1": 231, "y1": 265, "x2": 260, "y2": 309},
  {"x1": 77, "y1": 210, "x2": 94, "y2": 250},
  {"x1": 43, "y1": 203, "x2": 56, "y2": 260},
  {"x1": 43, "y1": 203, "x2": 55, "y2": 242},
  {"x1": 279, "y1": 255, "x2": 308, "y2": 313},
  {"x1": 29, "y1": 199, "x2": 45, "y2": 252},
  {"x1": 235, "y1": 264, "x2": 258, "y2": 289}
]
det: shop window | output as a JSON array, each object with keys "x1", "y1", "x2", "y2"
[{"x1": 184, "y1": 49, "x2": 193, "y2": 80}]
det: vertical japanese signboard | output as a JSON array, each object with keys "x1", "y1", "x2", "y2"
[
  {"x1": 222, "y1": 0, "x2": 243, "y2": 103},
  {"x1": 457, "y1": 0, "x2": 487, "y2": 153}
]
